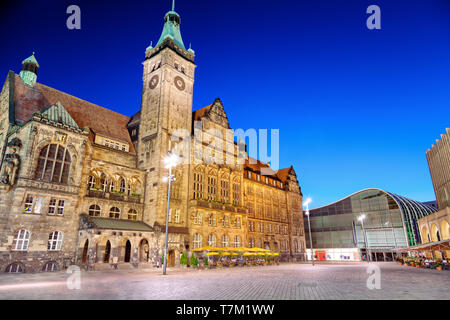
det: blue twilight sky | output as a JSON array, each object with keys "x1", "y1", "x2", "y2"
[{"x1": 0, "y1": 0, "x2": 449, "y2": 208}]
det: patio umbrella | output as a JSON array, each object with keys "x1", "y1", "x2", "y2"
[
  {"x1": 193, "y1": 246, "x2": 220, "y2": 252},
  {"x1": 206, "y1": 252, "x2": 219, "y2": 256},
  {"x1": 220, "y1": 252, "x2": 231, "y2": 256},
  {"x1": 243, "y1": 252, "x2": 255, "y2": 256}
]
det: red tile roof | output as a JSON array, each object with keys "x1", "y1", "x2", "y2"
[
  {"x1": 244, "y1": 157, "x2": 294, "y2": 182},
  {"x1": 12, "y1": 74, "x2": 135, "y2": 154}
]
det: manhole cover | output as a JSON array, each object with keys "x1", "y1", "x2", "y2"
[{"x1": 298, "y1": 282, "x2": 317, "y2": 287}]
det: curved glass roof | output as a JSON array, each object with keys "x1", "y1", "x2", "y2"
[{"x1": 310, "y1": 188, "x2": 438, "y2": 246}]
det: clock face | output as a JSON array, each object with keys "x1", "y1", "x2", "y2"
[
  {"x1": 149, "y1": 75, "x2": 159, "y2": 89},
  {"x1": 174, "y1": 76, "x2": 185, "y2": 91}
]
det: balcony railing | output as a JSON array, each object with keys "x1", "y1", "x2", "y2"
[{"x1": 87, "y1": 189, "x2": 142, "y2": 203}]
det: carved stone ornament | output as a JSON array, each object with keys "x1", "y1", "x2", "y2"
[{"x1": 0, "y1": 138, "x2": 22, "y2": 187}]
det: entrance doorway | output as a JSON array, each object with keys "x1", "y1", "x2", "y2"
[
  {"x1": 168, "y1": 250, "x2": 175, "y2": 267},
  {"x1": 104, "y1": 241, "x2": 111, "y2": 263},
  {"x1": 124, "y1": 240, "x2": 131, "y2": 263},
  {"x1": 81, "y1": 239, "x2": 89, "y2": 264},
  {"x1": 139, "y1": 239, "x2": 149, "y2": 262}
]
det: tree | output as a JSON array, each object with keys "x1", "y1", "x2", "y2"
[{"x1": 180, "y1": 252, "x2": 188, "y2": 266}]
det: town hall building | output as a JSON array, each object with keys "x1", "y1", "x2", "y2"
[{"x1": 0, "y1": 4, "x2": 305, "y2": 273}]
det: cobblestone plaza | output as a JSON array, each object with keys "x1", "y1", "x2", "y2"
[{"x1": 0, "y1": 263, "x2": 448, "y2": 300}]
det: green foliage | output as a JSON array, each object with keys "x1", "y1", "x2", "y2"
[
  {"x1": 180, "y1": 252, "x2": 188, "y2": 265},
  {"x1": 161, "y1": 253, "x2": 164, "y2": 265},
  {"x1": 190, "y1": 254, "x2": 198, "y2": 267},
  {"x1": 204, "y1": 257, "x2": 209, "y2": 267}
]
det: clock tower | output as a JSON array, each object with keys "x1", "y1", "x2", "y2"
[{"x1": 138, "y1": 2, "x2": 196, "y2": 233}]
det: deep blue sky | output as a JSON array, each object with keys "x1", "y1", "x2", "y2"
[{"x1": 1, "y1": 0, "x2": 449, "y2": 207}]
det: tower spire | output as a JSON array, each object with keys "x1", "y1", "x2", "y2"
[{"x1": 172, "y1": 0, "x2": 175, "y2": 11}]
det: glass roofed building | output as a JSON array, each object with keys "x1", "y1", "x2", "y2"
[{"x1": 305, "y1": 188, "x2": 437, "y2": 262}]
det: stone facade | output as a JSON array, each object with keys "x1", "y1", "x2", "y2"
[
  {"x1": 0, "y1": 7, "x2": 305, "y2": 273},
  {"x1": 426, "y1": 128, "x2": 450, "y2": 210}
]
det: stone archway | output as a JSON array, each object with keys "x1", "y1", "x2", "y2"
[
  {"x1": 139, "y1": 239, "x2": 150, "y2": 262},
  {"x1": 104, "y1": 240, "x2": 111, "y2": 263},
  {"x1": 431, "y1": 224, "x2": 439, "y2": 242},
  {"x1": 124, "y1": 240, "x2": 131, "y2": 263}
]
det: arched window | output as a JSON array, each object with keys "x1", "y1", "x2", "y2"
[
  {"x1": 12, "y1": 230, "x2": 30, "y2": 251},
  {"x1": 128, "y1": 209, "x2": 137, "y2": 220},
  {"x1": 88, "y1": 175, "x2": 97, "y2": 190},
  {"x1": 89, "y1": 204, "x2": 101, "y2": 217},
  {"x1": 109, "y1": 180, "x2": 115, "y2": 192},
  {"x1": 109, "y1": 207, "x2": 120, "y2": 219},
  {"x1": 100, "y1": 174, "x2": 108, "y2": 191},
  {"x1": 48, "y1": 231, "x2": 63, "y2": 251},
  {"x1": 5, "y1": 263, "x2": 24, "y2": 273},
  {"x1": 119, "y1": 178, "x2": 126, "y2": 193},
  {"x1": 193, "y1": 233, "x2": 202, "y2": 249},
  {"x1": 221, "y1": 234, "x2": 229, "y2": 247},
  {"x1": 34, "y1": 144, "x2": 71, "y2": 184},
  {"x1": 43, "y1": 261, "x2": 60, "y2": 272},
  {"x1": 234, "y1": 235, "x2": 241, "y2": 248},
  {"x1": 208, "y1": 234, "x2": 216, "y2": 246},
  {"x1": 132, "y1": 181, "x2": 142, "y2": 196}
]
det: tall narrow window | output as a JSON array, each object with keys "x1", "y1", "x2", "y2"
[
  {"x1": 12, "y1": 230, "x2": 30, "y2": 251},
  {"x1": 48, "y1": 199, "x2": 57, "y2": 215},
  {"x1": 193, "y1": 233, "x2": 202, "y2": 249},
  {"x1": 57, "y1": 200, "x2": 65, "y2": 215},
  {"x1": 221, "y1": 234, "x2": 229, "y2": 247},
  {"x1": 193, "y1": 172, "x2": 204, "y2": 199},
  {"x1": 208, "y1": 234, "x2": 216, "y2": 246},
  {"x1": 88, "y1": 175, "x2": 96, "y2": 189},
  {"x1": 234, "y1": 236, "x2": 241, "y2": 248},
  {"x1": 207, "y1": 176, "x2": 217, "y2": 201},
  {"x1": 232, "y1": 183, "x2": 240, "y2": 206},
  {"x1": 119, "y1": 178, "x2": 126, "y2": 193},
  {"x1": 48, "y1": 231, "x2": 63, "y2": 251},
  {"x1": 34, "y1": 144, "x2": 71, "y2": 184}
]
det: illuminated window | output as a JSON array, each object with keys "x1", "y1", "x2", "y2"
[
  {"x1": 47, "y1": 231, "x2": 63, "y2": 251},
  {"x1": 221, "y1": 234, "x2": 229, "y2": 247},
  {"x1": 208, "y1": 234, "x2": 216, "y2": 246},
  {"x1": 109, "y1": 207, "x2": 120, "y2": 219},
  {"x1": 34, "y1": 144, "x2": 71, "y2": 184},
  {"x1": 89, "y1": 204, "x2": 101, "y2": 217},
  {"x1": 128, "y1": 209, "x2": 137, "y2": 220},
  {"x1": 193, "y1": 233, "x2": 202, "y2": 249},
  {"x1": 12, "y1": 230, "x2": 30, "y2": 251}
]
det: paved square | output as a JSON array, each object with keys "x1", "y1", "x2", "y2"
[{"x1": 0, "y1": 262, "x2": 448, "y2": 300}]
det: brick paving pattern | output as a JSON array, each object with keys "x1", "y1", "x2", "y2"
[{"x1": 0, "y1": 262, "x2": 448, "y2": 300}]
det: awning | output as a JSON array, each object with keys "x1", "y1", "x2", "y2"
[{"x1": 395, "y1": 239, "x2": 450, "y2": 252}]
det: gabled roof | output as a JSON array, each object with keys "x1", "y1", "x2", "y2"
[
  {"x1": 12, "y1": 73, "x2": 135, "y2": 153},
  {"x1": 244, "y1": 157, "x2": 294, "y2": 182},
  {"x1": 40, "y1": 101, "x2": 80, "y2": 129},
  {"x1": 192, "y1": 98, "x2": 230, "y2": 129}
]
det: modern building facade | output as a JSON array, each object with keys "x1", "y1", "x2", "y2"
[
  {"x1": 305, "y1": 188, "x2": 437, "y2": 261},
  {"x1": 0, "y1": 5, "x2": 305, "y2": 273}
]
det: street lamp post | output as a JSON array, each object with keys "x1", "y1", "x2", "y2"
[
  {"x1": 358, "y1": 214, "x2": 370, "y2": 262},
  {"x1": 303, "y1": 198, "x2": 314, "y2": 266},
  {"x1": 162, "y1": 152, "x2": 180, "y2": 276}
]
